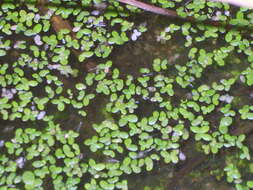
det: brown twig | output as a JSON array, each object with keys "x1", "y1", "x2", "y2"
[{"x1": 117, "y1": 0, "x2": 253, "y2": 30}]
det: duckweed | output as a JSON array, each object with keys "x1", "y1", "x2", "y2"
[{"x1": 1, "y1": 0, "x2": 253, "y2": 189}]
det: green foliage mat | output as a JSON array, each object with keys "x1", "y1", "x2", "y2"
[{"x1": 1, "y1": 0, "x2": 253, "y2": 189}]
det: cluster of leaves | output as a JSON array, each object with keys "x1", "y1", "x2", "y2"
[
  {"x1": 0, "y1": 47, "x2": 97, "y2": 120},
  {"x1": 1, "y1": 53, "x2": 252, "y2": 189},
  {"x1": 0, "y1": 0, "x2": 149, "y2": 122},
  {"x1": 0, "y1": 120, "x2": 85, "y2": 189},
  {"x1": 1, "y1": 0, "x2": 253, "y2": 190},
  {"x1": 0, "y1": 0, "x2": 146, "y2": 63},
  {"x1": 0, "y1": 119, "x2": 130, "y2": 190}
]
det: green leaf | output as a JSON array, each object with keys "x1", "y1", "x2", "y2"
[
  {"x1": 63, "y1": 144, "x2": 74, "y2": 158},
  {"x1": 246, "y1": 70, "x2": 253, "y2": 86},
  {"x1": 219, "y1": 116, "x2": 232, "y2": 134},
  {"x1": 128, "y1": 114, "x2": 138, "y2": 123},
  {"x1": 247, "y1": 181, "x2": 253, "y2": 188},
  {"x1": 57, "y1": 102, "x2": 65, "y2": 111},
  {"x1": 33, "y1": 24, "x2": 42, "y2": 33},
  {"x1": 94, "y1": 163, "x2": 105, "y2": 171},
  {"x1": 145, "y1": 157, "x2": 153, "y2": 171},
  {"x1": 79, "y1": 51, "x2": 94, "y2": 62},
  {"x1": 0, "y1": 49, "x2": 6, "y2": 56},
  {"x1": 100, "y1": 180, "x2": 114, "y2": 190},
  {"x1": 225, "y1": 32, "x2": 232, "y2": 42},
  {"x1": 22, "y1": 171, "x2": 35, "y2": 185},
  {"x1": 220, "y1": 116, "x2": 232, "y2": 126}
]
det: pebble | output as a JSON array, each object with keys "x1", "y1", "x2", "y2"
[
  {"x1": 224, "y1": 11, "x2": 230, "y2": 16},
  {"x1": 34, "y1": 35, "x2": 43, "y2": 46},
  {"x1": 240, "y1": 75, "x2": 245, "y2": 83},
  {"x1": 219, "y1": 94, "x2": 233, "y2": 104},
  {"x1": 165, "y1": 27, "x2": 170, "y2": 32},
  {"x1": 91, "y1": 10, "x2": 100, "y2": 16},
  {"x1": 37, "y1": 111, "x2": 46, "y2": 120},
  {"x1": 131, "y1": 29, "x2": 142, "y2": 41},
  {"x1": 148, "y1": 87, "x2": 156, "y2": 92},
  {"x1": 11, "y1": 25, "x2": 17, "y2": 30},
  {"x1": 212, "y1": 11, "x2": 222, "y2": 21},
  {"x1": 179, "y1": 152, "x2": 186, "y2": 161},
  {"x1": 34, "y1": 14, "x2": 41, "y2": 22},
  {"x1": 14, "y1": 41, "x2": 22, "y2": 49},
  {"x1": 105, "y1": 158, "x2": 120, "y2": 163},
  {"x1": 47, "y1": 9, "x2": 54, "y2": 17},
  {"x1": 1, "y1": 88, "x2": 16, "y2": 99},
  {"x1": 72, "y1": 26, "x2": 81, "y2": 32},
  {"x1": 48, "y1": 64, "x2": 61, "y2": 70},
  {"x1": 16, "y1": 157, "x2": 25, "y2": 168},
  {"x1": 0, "y1": 140, "x2": 4, "y2": 148}
]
